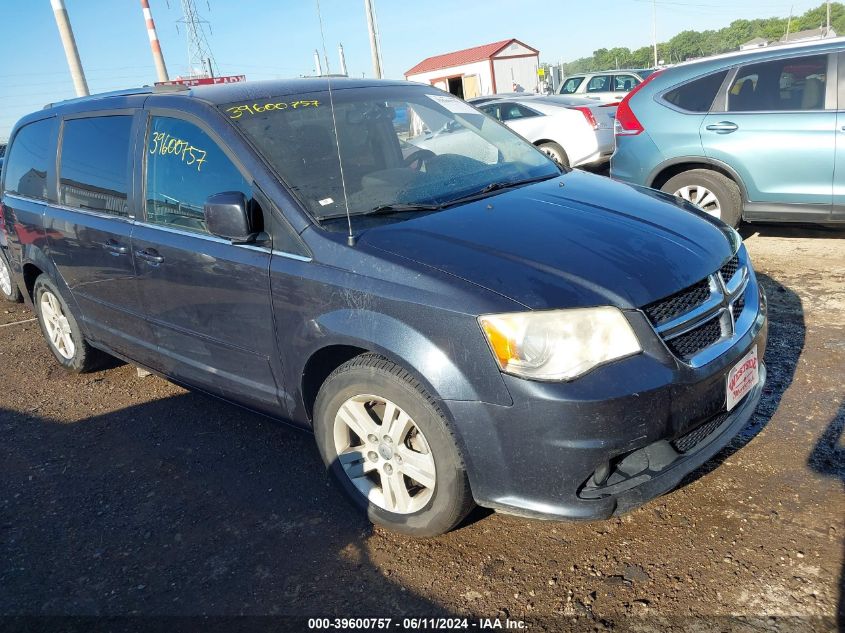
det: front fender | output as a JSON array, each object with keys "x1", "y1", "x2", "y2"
[{"x1": 288, "y1": 307, "x2": 513, "y2": 423}]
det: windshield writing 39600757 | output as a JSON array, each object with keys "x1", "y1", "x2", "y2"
[
  {"x1": 225, "y1": 100, "x2": 320, "y2": 119},
  {"x1": 149, "y1": 132, "x2": 207, "y2": 172}
]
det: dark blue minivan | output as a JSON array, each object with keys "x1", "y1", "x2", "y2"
[{"x1": 0, "y1": 79, "x2": 767, "y2": 536}]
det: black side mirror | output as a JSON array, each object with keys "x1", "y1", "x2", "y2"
[{"x1": 204, "y1": 192, "x2": 256, "y2": 243}]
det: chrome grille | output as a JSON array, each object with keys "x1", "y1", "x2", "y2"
[
  {"x1": 719, "y1": 255, "x2": 739, "y2": 283},
  {"x1": 643, "y1": 279, "x2": 710, "y2": 326},
  {"x1": 666, "y1": 317, "x2": 722, "y2": 360},
  {"x1": 731, "y1": 293, "x2": 745, "y2": 321},
  {"x1": 643, "y1": 253, "x2": 750, "y2": 366}
]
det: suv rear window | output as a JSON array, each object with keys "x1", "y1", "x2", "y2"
[
  {"x1": 560, "y1": 77, "x2": 584, "y2": 94},
  {"x1": 663, "y1": 70, "x2": 729, "y2": 112},
  {"x1": 59, "y1": 116, "x2": 133, "y2": 216},
  {"x1": 727, "y1": 54, "x2": 828, "y2": 112},
  {"x1": 3, "y1": 118, "x2": 54, "y2": 200}
]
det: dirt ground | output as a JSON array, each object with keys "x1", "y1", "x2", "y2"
[{"x1": 0, "y1": 224, "x2": 843, "y2": 631}]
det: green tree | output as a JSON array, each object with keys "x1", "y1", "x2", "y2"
[{"x1": 555, "y1": 2, "x2": 844, "y2": 73}]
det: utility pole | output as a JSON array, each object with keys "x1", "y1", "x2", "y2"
[
  {"x1": 140, "y1": 0, "x2": 169, "y2": 82},
  {"x1": 364, "y1": 0, "x2": 383, "y2": 79},
  {"x1": 826, "y1": 0, "x2": 831, "y2": 36},
  {"x1": 338, "y1": 43, "x2": 349, "y2": 77},
  {"x1": 785, "y1": 5, "x2": 793, "y2": 41},
  {"x1": 652, "y1": 0, "x2": 658, "y2": 68},
  {"x1": 50, "y1": 0, "x2": 89, "y2": 96}
]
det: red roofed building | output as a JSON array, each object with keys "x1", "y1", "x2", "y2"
[{"x1": 405, "y1": 39, "x2": 540, "y2": 99}]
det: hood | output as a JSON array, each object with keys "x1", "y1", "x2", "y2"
[{"x1": 361, "y1": 170, "x2": 736, "y2": 310}]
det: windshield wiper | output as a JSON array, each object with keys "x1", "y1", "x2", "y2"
[
  {"x1": 442, "y1": 173, "x2": 560, "y2": 207},
  {"x1": 364, "y1": 202, "x2": 443, "y2": 216},
  {"x1": 318, "y1": 202, "x2": 442, "y2": 223}
]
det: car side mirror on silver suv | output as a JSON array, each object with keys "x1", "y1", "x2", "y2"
[{"x1": 204, "y1": 191, "x2": 257, "y2": 243}]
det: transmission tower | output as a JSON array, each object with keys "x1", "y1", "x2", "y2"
[{"x1": 176, "y1": 0, "x2": 218, "y2": 77}]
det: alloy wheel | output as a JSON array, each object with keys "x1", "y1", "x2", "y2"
[
  {"x1": 0, "y1": 256, "x2": 11, "y2": 297},
  {"x1": 333, "y1": 394, "x2": 436, "y2": 514},
  {"x1": 673, "y1": 184, "x2": 722, "y2": 219},
  {"x1": 40, "y1": 290, "x2": 75, "y2": 360}
]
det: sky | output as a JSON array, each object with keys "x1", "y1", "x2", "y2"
[{"x1": 0, "y1": 0, "x2": 827, "y2": 141}]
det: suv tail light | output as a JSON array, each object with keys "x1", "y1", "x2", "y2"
[
  {"x1": 615, "y1": 70, "x2": 663, "y2": 136},
  {"x1": 568, "y1": 106, "x2": 598, "y2": 130}
]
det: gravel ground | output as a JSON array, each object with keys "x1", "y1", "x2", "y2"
[{"x1": 0, "y1": 224, "x2": 843, "y2": 631}]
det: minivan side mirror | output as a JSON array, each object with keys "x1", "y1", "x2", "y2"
[{"x1": 204, "y1": 192, "x2": 256, "y2": 243}]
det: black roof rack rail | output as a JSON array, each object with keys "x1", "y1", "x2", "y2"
[{"x1": 43, "y1": 86, "x2": 154, "y2": 110}]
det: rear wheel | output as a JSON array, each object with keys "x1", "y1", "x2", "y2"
[
  {"x1": 313, "y1": 354, "x2": 474, "y2": 537},
  {"x1": 33, "y1": 274, "x2": 102, "y2": 372},
  {"x1": 0, "y1": 249, "x2": 21, "y2": 303},
  {"x1": 537, "y1": 142, "x2": 570, "y2": 168},
  {"x1": 661, "y1": 169, "x2": 742, "y2": 227}
]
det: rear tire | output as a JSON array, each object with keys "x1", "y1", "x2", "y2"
[
  {"x1": 33, "y1": 274, "x2": 102, "y2": 372},
  {"x1": 0, "y1": 249, "x2": 21, "y2": 303},
  {"x1": 313, "y1": 353, "x2": 475, "y2": 537},
  {"x1": 538, "y1": 142, "x2": 570, "y2": 169},
  {"x1": 661, "y1": 169, "x2": 742, "y2": 227}
]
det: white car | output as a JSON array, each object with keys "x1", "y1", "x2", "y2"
[
  {"x1": 557, "y1": 70, "x2": 654, "y2": 103},
  {"x1": 476, "y1": 96, "x2": 616, "y2": 168}
]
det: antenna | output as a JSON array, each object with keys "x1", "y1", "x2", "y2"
[{"x1": 315, "y1": 0, "x2": 355, "y2": 245}]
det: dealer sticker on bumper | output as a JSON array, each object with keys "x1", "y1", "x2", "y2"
[{"x1": 726, "y1": 345, "x2": 759, "y2": 411}]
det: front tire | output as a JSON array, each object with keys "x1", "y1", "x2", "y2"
[
  {"x1": 33, "y1": 274, "x2": 102, "y2": 372},
  {"x1": 661, "y1": 169, "x2": 742, "y2": 227},
  {"x1": 0, "y1": 249, "x2": 21, "y2": 303},
  {"x1": 313, "y1": 354, "x2": 474, "y2": 537}
]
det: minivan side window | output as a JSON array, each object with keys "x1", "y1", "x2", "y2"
[
  {"x1": 560, "y1": 77, "x2": 584, "y2": 94},
  {"x1": 145, "y1": 116, "x2": 250, "y2": 234},
  {"x1": 727, "y1": 54, "x2": 828, "y2": 112},
  {"x1": 663, "y1": 70, "x2": 729, "y2": 112},
  {"x1": 3, "y1": 118, "x2": 53, "y2": 201},
  {"x1": 59, "y1": 116, "x2": 133, "y2": 216}
]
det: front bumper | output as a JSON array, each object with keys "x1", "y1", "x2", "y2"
[{"x1": 445, "y1": 294, "x2": 768, "y2": 521}]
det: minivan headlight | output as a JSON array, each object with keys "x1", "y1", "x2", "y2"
[{"x1": 478, "y1": 307, "x2": 642, "y2": 381}]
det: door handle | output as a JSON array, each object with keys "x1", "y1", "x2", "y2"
[
  {"x1": 706, "y1": 121, "x2": 738, "y2": 133},
  {"x1": 100, "y1": 240, "x2": 128, "y2": 255},
  {"x1": 135, "y1": 249, "x2": 165, "y2": 264}
]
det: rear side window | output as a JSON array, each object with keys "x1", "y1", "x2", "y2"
[
  {"x1": 499, "y1": 104, "x2": 540, "y2": 121},
  {"x1": 59, "y1": 116, "x2": 133, "y2": 216},
  {"x1": 479, "y1": 104, "x2": 501, "y2": 120},
  {"x1": 663, "y1": 70, "x2": 729, "y2": 112},
  {"x1": 3, "y1": 119, "x2": 53, "y2": 200},
  {"x1": 613, "y1": 74, "x2": 640, "y2": 92},
  {"x1": 560, "y1": 77, "x2": 584, "y2": 94},
  {"x1": 145, "y1": 116, "x2": 250, "y2": 234},
  {"x1": 727, "y1": 54, "x2": 828, "y2": 112},
  {"x1": 586, "y1": 75, "x2": 611, "y2": 93}
]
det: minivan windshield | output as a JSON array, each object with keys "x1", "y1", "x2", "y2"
[{"x1": 221, "y1": 85, "x2": 559, "y2": 223}]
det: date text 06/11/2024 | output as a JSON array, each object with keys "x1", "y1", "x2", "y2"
[{"x1": 307, "y1": 618, "x2": 528, "y2": 630}]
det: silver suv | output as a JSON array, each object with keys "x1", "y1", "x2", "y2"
[{"x1": 558, "y1": 69, "x2": 654, "y2": 103}]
